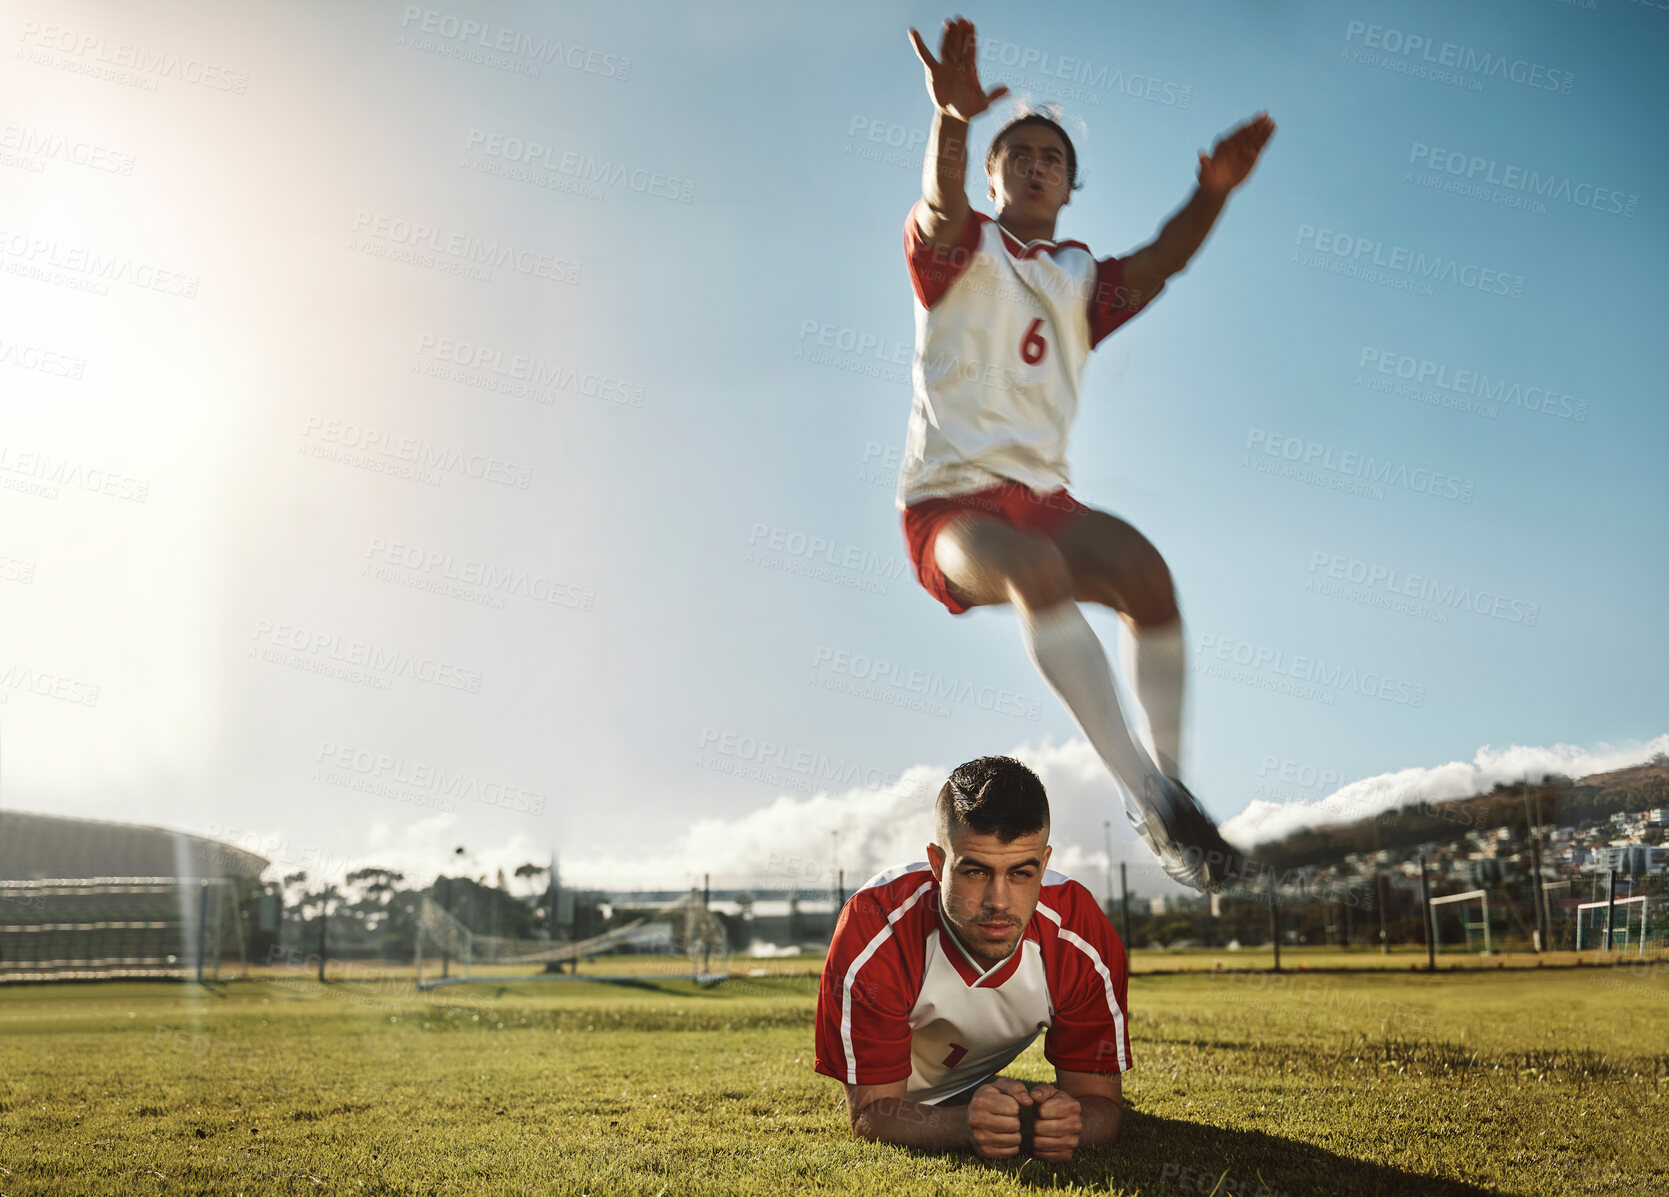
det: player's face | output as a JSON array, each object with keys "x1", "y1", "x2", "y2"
[
  {"x1": 989, "y1": 129, "x2": 1071, "y2": 219},
  {"x1": 929, "y1": 827, "x2": 1052, "y2": 966}
]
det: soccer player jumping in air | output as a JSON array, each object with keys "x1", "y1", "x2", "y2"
[{"x1": 897, "y1": 17, "x2": 1275, "y2": 890}]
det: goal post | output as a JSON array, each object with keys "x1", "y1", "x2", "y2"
[
  {"x1": 1576, "y1": 895, "x2": 1649, "y2": 954},
  {"x1": 1429, "y1": 889, "x2": 1491, "y2": 955},
  {"x1": 412, "y1": 891, "x2": 728, "y2": 989}
]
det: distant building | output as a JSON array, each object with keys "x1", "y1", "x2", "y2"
[
  {"x1": 1462, "y1": 857, "x2": 1504, "y2": 886},
  {"x1": 1594, "y1": 845, "x2": 1650, "y2": 875},
  {"x1": 0, "y1": 810, "x2": 268, "y2": 881}
]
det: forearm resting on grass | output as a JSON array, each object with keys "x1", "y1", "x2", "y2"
[
  {"x1": 1071, "y1": 1091, "x2": 1122, "y2": 1146},
  {"x1": 848, "y1": 1088, "x2": 975, "y2": 1151}
]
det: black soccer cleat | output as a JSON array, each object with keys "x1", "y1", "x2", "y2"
[{"x1": 1125, "y1": 773, "x2": 1249, "y2": 892}]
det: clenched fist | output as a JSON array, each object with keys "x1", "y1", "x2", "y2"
[
  {"x1": 1025, "y1": 1083, "x2": 1084, "y2": 1161},
  {"x1": 962, "y1": 1078, "x2": 1033, "y2": 1159}
]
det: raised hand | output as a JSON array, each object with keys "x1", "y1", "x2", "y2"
[
  {"x1": 1026, "y1": 1083, "x2": 1084, "y2": 1162},
  {"x1": 1197, "y1": 111, "x2": 1276, "y2": 196},
  {"x1": 963, "y1": 1078, "x2": 1032, "y2": 1158},
  {"x1": 908, "y1": 16, "x2": 1010, "y2": 122}
]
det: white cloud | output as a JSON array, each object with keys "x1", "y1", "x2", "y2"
[
  {"x1": 561, "y1": 734, "x2": 1163, "y2": 896},
  {"x1": 1220, "y1": 733, "x2": 1669, "y2": 848}
]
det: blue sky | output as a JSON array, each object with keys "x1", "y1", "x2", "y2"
[{"x1": 1, "y1": 0, "x2": 1664, "y2": 897}]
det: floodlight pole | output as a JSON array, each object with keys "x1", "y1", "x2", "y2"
[
  {"x1": 196, "y1": 880, "x2": 208, "y2": 984},
  {"x1": 1377, "y1": 871, "x2": 1389, "y2": 955},
  {"x1": 1119, "y1": 863, "x2": 1131, "y2": 952},
  {"x1": 1419, "y1": 852, "x2": 1435, "y2": 972},
  {"x1": 1103, "y1": 821, "x2": 1114, "y2": 916},
  {"x1": 1524, "y1": 780, "x2": 1545, "y2": 952},
  {"x1": 1267, "y1": 869, "x2": 1281, "y2": 974},
  {"x1": 1604, "y1": 870, "x2": 1617, "y2": 953}
]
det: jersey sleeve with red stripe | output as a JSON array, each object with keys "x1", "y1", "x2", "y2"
[
  {"x1": 813, "y1": 873, "x2": 933, "y2": 1086},
  {"x1": 902, "y1": 199, "x2": 988, "y2": 309},
  {"x1": 1040, "y1": 878, "x2": 1133, "y2": 1074},
  {"x1": 1087, "y1": 256, "x2": 1165, "y2": 348}
]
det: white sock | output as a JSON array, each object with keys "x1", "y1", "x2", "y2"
[
  {"x1": 1128, "y1": 618, "x2": 1185, "y2": 780},
  {"x1": 1018, "y1": 601, "x2": 1157, "y2": 804}
]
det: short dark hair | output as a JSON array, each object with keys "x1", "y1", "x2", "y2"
[
  {"x1": 935, "y1": 756, "x2": 1050, "y2": 847},
  {"x1": 986, "y1": 113, "x2": 1081, "y2": 192}
]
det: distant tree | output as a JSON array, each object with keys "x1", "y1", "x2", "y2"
[
  {"x1": 346, "y1": 867, "x2": 405, "y2": 906},
  {"x1": 514, "y1": 862, "x2": 548, "y2": 898},
  {"x1": 1158, "y1": 919, "x2": 1195, "y2": 948}
]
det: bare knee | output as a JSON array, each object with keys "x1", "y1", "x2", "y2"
[
  {"x1": 1079, "y1": 537, "x2": 1176, "y2": 625},
  {"x1": 1123, "y1": 549, "x2": 1178, "y2": 626}
]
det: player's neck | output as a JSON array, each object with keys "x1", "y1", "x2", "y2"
[{"x1": 996, "y1": 210, "x2": 1058, "y2": 246}]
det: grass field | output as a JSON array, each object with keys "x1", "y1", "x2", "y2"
[{"x1": 1, "y1": 957, "x2": 1665, "y2": 1195}]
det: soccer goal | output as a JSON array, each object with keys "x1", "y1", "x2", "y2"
[
  {"x1": 0, "y1": 877, "x2": 248, "y2": 982},
  {"x1": 1576, "y1": 895, "x2": 1649, "y2": 954},
  {"x1": 413, "y1": 892, "x2": 727, "y2": 989},
  {"x1": 1429, "y1": 889, "x2": 1491, "y2": 955}
]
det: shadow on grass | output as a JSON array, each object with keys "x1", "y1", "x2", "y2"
[{"x1": 935, "y1": 1109, "x2": 1517, "y2": 1195}]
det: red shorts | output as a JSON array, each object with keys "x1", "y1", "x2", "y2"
[{"x1": 901, "y1": 481, "x2": 1091, "y2": 615}]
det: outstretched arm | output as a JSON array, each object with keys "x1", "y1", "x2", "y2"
[
  {"x1": 1122, "y1": 112, "x2": 1275, "y2": 298},
  {"x1": 907, "y1": 17, "x2": 1010, "y2": 247}
]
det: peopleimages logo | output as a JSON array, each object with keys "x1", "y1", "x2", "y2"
[
  {"x1": 415, "y1": 335, "x2": 644, "y2": 408},
  {"x1": 398, "y1": 8, "x2": 631, "y2": 79},
  {"x1": 1294, "y1": 225, "x2": 1525, "y2": 299},
  {"x1": 0, "y1": 228, "x2": 200, "y2": 298},
  {"x1": 1408, "y1": 142, "x2": 1637, "y2": 218},
  {"x1": 0, "y1": 124, "x2": 136, "y2": 175},
  {"x1": 464, "y1": 130, "x2": 694, "y2": 203},
  {"x1": 811, "y1": 646, "x2": 1043, "y2": 721},
  {"x1": 301, "y1": 416, "x2": 533, "y2": 489},
  {"x1": 312, "y1": 742, "x2": 546, "y2": 815},
  {"x1": 350, "y1": 212, "x2": 581, "y2": 285},
  {"x1": 695, "y1": 727, "x2": 903, "y2": 794},
  {"x1": 977, "y1": 37, "x2": 1193, "y2": 107},
  {"x1": 250, "y1": 619, "x2": 484, "y2": 694},
  {"x1": 1356, "y1": 347, "x2": 1588, "y2": 422},
  {"x1": 1307, "y1": 552, "x2": 1540, "y2": 626},
  {"x1": 1342, "y1": 21, "x2": 1574, "y2": 95},
  {"x1": 1244, "y1": 429, "x2": 1476, "y2": 504},
  {"x1": 364, "y1": 537, "x2": 595, "y2": 611},
  {"x1": 1196, "y1": 633, "x2": 1427, "y2": 708},
  {"x1": 17, "y1": 21, "x2": 251, "y2": 92}
]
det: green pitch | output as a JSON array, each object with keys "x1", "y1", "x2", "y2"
[{"x1": 0, "y1": 961, "x2": 1663, "y2": 1195}]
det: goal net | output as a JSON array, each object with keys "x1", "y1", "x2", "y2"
[
  {"x1": 414, "y1": 891, "x2": 726, "y2": 988},
  {"x1": 1429, "y1": 889, "x2": 1491, "y2": 955},
  {"x1": 0, "y1": 877, "x2": 248, "y2": 982},
  {"x1": 1576, "y1": 895, "x2": 1649, "y2": 954}
]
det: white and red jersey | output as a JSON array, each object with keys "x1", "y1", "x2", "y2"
[
  {"x1": 813, "y1": 861, "x2": 1132, "y2": 1105},
  {"x1": 895, "y1": 200, "x2": 1165, "y2": 510}
]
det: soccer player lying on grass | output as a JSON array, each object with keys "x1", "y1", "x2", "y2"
[
  {"x1": 897, "y1": 17, "x2": 1275, "y2": 891},
  {"x1": 813, "y1": 756, "x2": 1128, "y2": 1161}
]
